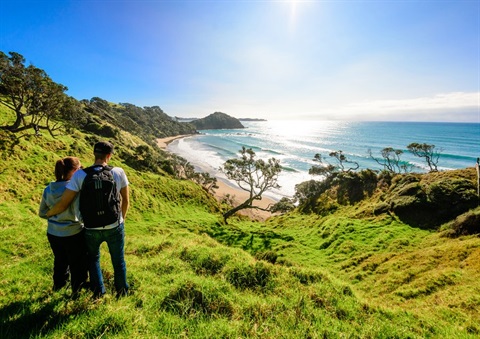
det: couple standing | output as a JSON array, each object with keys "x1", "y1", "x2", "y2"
[{"x1": 39, "y1": 141, "x2": 130, "y2": 298}]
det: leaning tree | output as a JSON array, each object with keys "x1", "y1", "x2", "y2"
[
  {"x1": 407, "y1": 142, "x2": 442, "y2": 172},
  {"x1": 368, "y1": 147, "x2": 411, "y2": 173},
  {"x1": 0, "y1": 51, "x2": 84, "y2": 137},
  {"x1": 221, "y1": 147, "x2": 281, "y2": 222}
]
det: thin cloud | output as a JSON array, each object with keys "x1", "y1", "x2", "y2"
[
  {"x1": 345, "y1": 92, "x2": 479, "y2": 112},
  {"x1": 304, "y1": 92, "x2": 480, "y2": 122}
]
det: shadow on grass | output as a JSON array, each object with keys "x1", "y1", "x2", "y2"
[
  {"x1": 207, "y1": 222, "x2": 294, "y2": 252},
  {"x1": 0, "y1": 293, "x2": 88, "y2": 338}
]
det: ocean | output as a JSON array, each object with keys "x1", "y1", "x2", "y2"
[{"x1": 167, "y1": 120, "x2": 480, "y2": 200}]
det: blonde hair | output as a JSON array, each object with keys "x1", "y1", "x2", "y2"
[{"x1": 54, "y1": 157, "x2": 81, "y2": 181}]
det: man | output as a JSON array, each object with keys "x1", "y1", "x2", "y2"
[{"x1": 47, "y1": 141, "x2": 130, "y2": 298}]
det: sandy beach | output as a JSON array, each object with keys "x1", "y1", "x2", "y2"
[
  {"x1": 156, "y1": 134, "x2": 194, "y2": 149},
  {"x1": 156, "y1": 135, "x2": 277, "y2": 221}
]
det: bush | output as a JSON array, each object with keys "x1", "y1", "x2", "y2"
[
  {"x1": 82, "y1": 121, "x2": 119, "y2": 138},
  {"x1": 443, "y1": 208, "x2": 480, "y2": 237},
  {"x1": 271, "y1": 197, "x2": 295, "y2": 213},
  {"x1": 335, "y1": 170, "x2": 378, "y2": 205},
  {"x1": 119, "y1": 145, "x2": 170, "y2": 174},
  {"x1": 384, "y1": 170, "x2": 478, "y2": 229},
  {"x1": 295, "y1": 180, "x2": 329, "y2": 213}
]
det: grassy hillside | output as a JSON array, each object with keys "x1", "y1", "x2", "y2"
[{"x1": 1, "y1": 115, "x2": 480, "y2": 337}]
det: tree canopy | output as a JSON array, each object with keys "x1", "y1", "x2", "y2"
[
  {"x1": 368, "y1": 147, "x2": 411, "y2": 173},
  {"x1": 407, "y1": 142, "x2": 442, "y2": 172},
  {"x1": 221, "y1": 147, "x2": 281, "y2": 222},
  {"x1": 0, "y1": 51, "x2": 83, "y2": 137}
]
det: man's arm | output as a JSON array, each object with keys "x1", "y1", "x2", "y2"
[
  {"x1": 120, "y1": 185, "x2": 129, "y2": 221},
  {"x1": 38, "y1": 191, "x2": 49, "y2": 219},
  {"x1": 46, "y1": 189, "x2": 78, "y2": 218}
]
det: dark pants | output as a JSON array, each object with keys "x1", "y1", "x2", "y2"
[{"x1": 47, "y1": 231, "x2": 88, "y2": 293}]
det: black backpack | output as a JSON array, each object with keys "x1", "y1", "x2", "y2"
[{"x1": 79, "y1": 165, "x2": 121, "y2": 228}]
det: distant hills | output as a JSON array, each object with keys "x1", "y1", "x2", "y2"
[
  {"x1": 190, "y1": 112, "x2": 245, "y2": 130},
  {"x1": 175, "y1": 112, "x2": 267, "y2": 129}
]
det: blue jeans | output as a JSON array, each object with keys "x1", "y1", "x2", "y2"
[{"x1": 85, "y1": 223, "x2": 128, "y2": 296}]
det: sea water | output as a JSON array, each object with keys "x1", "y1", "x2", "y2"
[{"x1": 167, "y1": 120, "x2": 480, "y2": 200}]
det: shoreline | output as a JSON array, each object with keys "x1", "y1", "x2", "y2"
[
  {"x1": 156, "y1": 135, "x2": 278, "y2": 221},
  {"x1": 156, "y1": 134, "x2": 196, "y2": 149}
]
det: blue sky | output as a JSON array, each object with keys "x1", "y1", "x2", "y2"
[{"x1": 1, "y1": 1, "x2": 479, "y2": 122}]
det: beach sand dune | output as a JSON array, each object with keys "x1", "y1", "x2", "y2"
[{"x1": 157, "y1": 135, "x2": 277, "y2": 221}]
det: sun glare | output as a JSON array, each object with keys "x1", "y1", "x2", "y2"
[
  {"x1": 289, "y1": 0, "x2": 299, "y2": 28},
  {"x1": 287, "y1": 0, "x2": 308, "y2": 32}
]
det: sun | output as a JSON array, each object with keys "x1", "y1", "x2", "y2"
[
  {"x1": 288, "y1": 0, "x2": 302, "y2": 30},
  {"x1": 290, "y1": 0, "x2": 298, "y2": 18}
]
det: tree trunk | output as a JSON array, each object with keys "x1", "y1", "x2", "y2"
[
  {"x1": 0, "y1": 107, "x2": 25, "y2": 132},
  {"x1": 223, "y1": 198, "x2": 255, "y2": 223}
]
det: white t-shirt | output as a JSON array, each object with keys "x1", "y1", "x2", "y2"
[{"x1": 67, "y1": 165, "x2": 129, "y2": 230}]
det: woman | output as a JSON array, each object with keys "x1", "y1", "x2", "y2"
[{"x1": 39, "y1": 156, "x2": 88, "y2": 295}]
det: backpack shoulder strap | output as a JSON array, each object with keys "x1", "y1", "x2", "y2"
[
  {"x1": 82, "y1": 166, "x2": 95, "y2": 176},
  {"x1": 83, "y1": 165, "x2": 112, "y2": 174}
]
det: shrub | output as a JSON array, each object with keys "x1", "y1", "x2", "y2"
[
  {"x1": 82, "y1": 121, "x2": 119, "y2": 138},
  {"x1": 336, "y1": 170, "x2": 378, "y2": 204},
  {"x1": 271, "y1": 197, "x2": 295, "y2": 213},
  {"x1": 294, "y1": 180, "x2": 328, "y2": 213},
  {"x1": 443, "y1": 208, "x2": 480, "y2": 237}
]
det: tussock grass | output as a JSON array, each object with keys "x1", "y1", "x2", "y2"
[{"x1": 1, "y1": 125, "x2": 480, "y2": 337}]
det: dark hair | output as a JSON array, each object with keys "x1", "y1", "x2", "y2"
[
  {"x1": 54, "y1": 157, "x2": 81, "y2": 181},
  {"x1": 93, "y1": 141, "x2": 114, "y2": 154}
]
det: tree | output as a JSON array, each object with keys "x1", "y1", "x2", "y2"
[
  {"x1": 368, "y1": 147, "x2": 410, "y2": 173},
  {"x1": 193, "y1": 172, "x2": 219, "y2": 194},
  {"x1": 407, "y1": 142, "x2": 442, "y2": 172},
  {"x1": 270, "y1": 197, "x2": 295, "y2": 213},
  {"x1": 294, "y1": 151, "x2": 361, "y2": 213},
  {"x1": 293, "y1": 179, "x2": 328, "y2": 212},
  {"x1": 221, "y1": 147, "x2": 281, "y2": 222},
  {"x1": 309, "y1": 150, "x2": 359, "y2": 176},
  {"x1": 0, "y1": 51, "x2": 82, "y2": 137}
]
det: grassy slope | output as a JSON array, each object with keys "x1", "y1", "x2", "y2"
[
  {"x1": 1, "y1": 115, "x2": 479, "y2": 337},
  {"x1": 206, "y1": 212, "x2": 480, "y2": 329}
]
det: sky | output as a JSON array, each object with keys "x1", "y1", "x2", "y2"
[{"x1": 1, "y1": 0, "x2": 479, "y2": 122}]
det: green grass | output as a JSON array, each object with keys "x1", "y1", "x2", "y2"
[{"x1": 1, "y1": 125, "x2": 480, "y2": 338}]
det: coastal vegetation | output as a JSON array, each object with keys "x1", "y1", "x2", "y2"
[
  {"x1": 1, "y1": 51, "x2": 480, "y2": 338},
  {"x1": 221, "y1": 147, "x2": 281, "y2": 222},
  {"x1": 190, "y1": 112, "x2": 245, "y2": 130},
  {"x1": 406, "y1": 142, "x2": 442, "y2": 172},
  {"x1": 0, "y1": 51, "x2": 196, "y2": 144},
  {"x1": 281, "y1": 149, "x2": 478, "y2": 230},
  {"x1": 0, "y1": 51, "x2": 83, "y2": 136}
]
